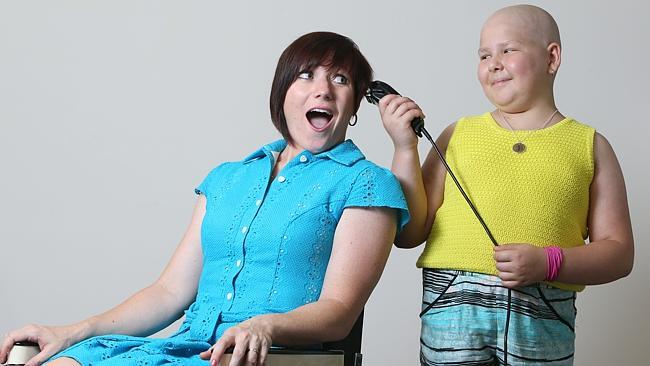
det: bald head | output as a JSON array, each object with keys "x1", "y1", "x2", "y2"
[{"x1": 483, "y1": 4, "x2": 561, "y2": 47}]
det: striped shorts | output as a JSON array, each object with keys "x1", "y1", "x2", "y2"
[{"x1": 420, "y1": 269, "x2": 576, "y2": 366}]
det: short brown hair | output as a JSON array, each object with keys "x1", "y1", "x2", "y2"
[{"x1": 269, "y1": 32, "x2": 373, "y2": 143}]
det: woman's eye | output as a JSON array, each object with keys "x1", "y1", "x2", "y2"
[
  {"x1": 504, "y1": 48, "x2": 515, "y2": 53},
  {"x1": 332, "y1": 74, "x2": 348, "y2": 84},
  {"x1": 479, "y1": 54, "x2": 490, "y2": 60},
  {"x1": 298, "y1": 71, "x2": 312, "y2": 79}
]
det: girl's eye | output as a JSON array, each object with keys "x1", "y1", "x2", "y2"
[
  {"x1": 504, "y1": 48, "x2": 515, "y2": 53},
  {"x1": 332, "y1": 74, "x2": 348, "y2": 85},
  {"x1": 298, "y1": 71, "x2": 312, "y2": 79},
  {"x1": 479, "y1": 54, "x2": 490, "y2": 61}
]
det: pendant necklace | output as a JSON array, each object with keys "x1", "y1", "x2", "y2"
[{"x1": 498, "y1": 109, "x2": 559, "y2": 153}]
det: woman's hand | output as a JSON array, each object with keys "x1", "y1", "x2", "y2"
[
  {"x1": 199, "y1": 315, "x2": 273, "y2": 366},
  {"x1": 378, "y1": 94, "x2": 425, "y2": 150},
  {"x1": 0, "y1": 324, "x2": 78, "y2": 366},
  {"x1": 493, "y1": 244, "x2": 547, "y2": 288}
]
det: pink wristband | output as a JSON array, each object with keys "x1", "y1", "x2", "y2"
[{"x1": 545, "y1": 246, "x2": 563, "y2": 281}]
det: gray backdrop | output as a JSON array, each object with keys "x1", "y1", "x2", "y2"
[{"x1": 1, "y1": 1, "x2": 648, "y2": 365}]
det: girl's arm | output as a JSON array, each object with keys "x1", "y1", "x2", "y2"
[
  {"x1": 555, "y1": 132, "x2": 634, "y2": 284},
  {"x1": 378, "y1": 94, "x2": 455, "y2": 248}
]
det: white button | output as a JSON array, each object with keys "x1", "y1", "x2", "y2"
[
  {"x1": 236, "y1": 259, "x2": 242, "y2": 267},
  {"x1": 299, "y1": 155, "x2": 307, "y2": 163},
  {"x1": 226, "y1": 292, "x2": 233, "y2": 300},
  {"x1": 277, "y1": 176, "x2": 286, "y2": 183},
  {"x1": 241, "y1": 226, "x2": 248, "y2": 233},
  {"x1": 255, "y1": 199, "x2": 262, "y2": 206}
]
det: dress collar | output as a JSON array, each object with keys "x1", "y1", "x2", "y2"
[{"x1": 243, "y1": 139, "x2": 365, "y2": 166}]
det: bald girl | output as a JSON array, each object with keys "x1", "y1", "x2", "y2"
[{"x1": 380, "y1": 3, "x2": 633, "y2": 365}]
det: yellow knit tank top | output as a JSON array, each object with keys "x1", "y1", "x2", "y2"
[{"x1": 417, "y1": 112, "x2": 595, "y2": 291}]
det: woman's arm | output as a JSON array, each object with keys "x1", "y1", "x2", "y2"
[
  {"x1": 0, "y1": 196, "x2": 207, "y2": 365},
  {"x1": 494, "y1": 133, "x2": 634, "y2": 287},
  {"x1": 202, "y1": 206, "x2": 397, "y2": 366},
  {"x1": 84, "y1": 195, "x2": 206, "y2": 336}
]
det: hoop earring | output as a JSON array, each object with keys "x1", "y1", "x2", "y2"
[{"x1": 348, "y1": 114, "x2": 358, "y2": 126}]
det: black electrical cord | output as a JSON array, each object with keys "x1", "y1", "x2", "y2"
[{"x1": 366, "y1": 80, "x2": 513, "y2": 365}]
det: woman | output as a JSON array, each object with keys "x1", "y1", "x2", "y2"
[{"x1": 0, "y1": 31, "x2": 409, "y2": 366}]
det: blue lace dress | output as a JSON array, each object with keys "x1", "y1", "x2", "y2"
[{"x1": 48, "y1": 139, "x2": 409, "y2": 365}]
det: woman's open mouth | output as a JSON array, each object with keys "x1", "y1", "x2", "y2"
[{"x1": 306, "y1": 108, "x2": 334, "y2": 131}]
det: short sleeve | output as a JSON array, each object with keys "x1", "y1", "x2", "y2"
[
  {"x1": 344, "y1": 166, "x2": 410, "y2": 232},
  {"x1": 194, "y1": 165, "x2": 224, "y2": 197}
]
